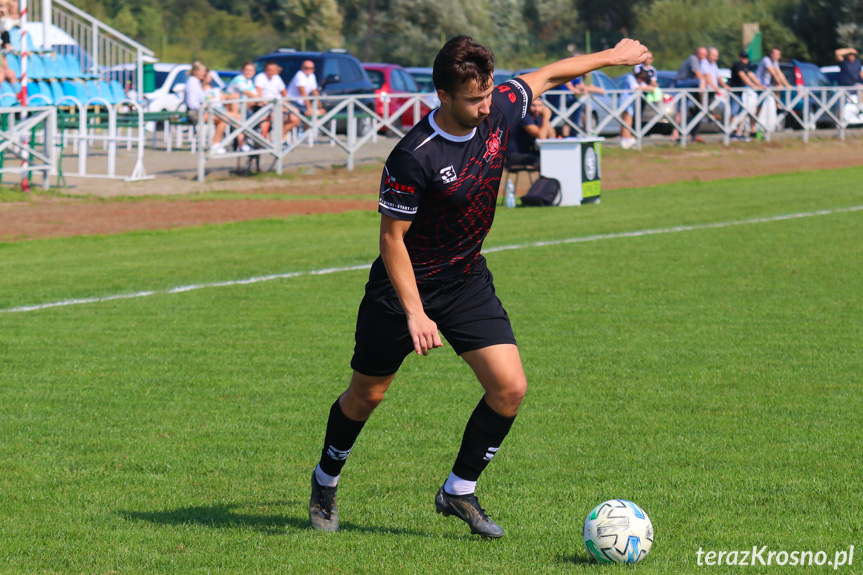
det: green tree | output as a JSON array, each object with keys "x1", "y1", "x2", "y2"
[
  {"x1": 634, "y1": 0, "x2": 808, "y2": 69},
  {"x1": 790, "y1": 0, "x2": 842, "y2": 62},
  {"x1": 485, "y1": 0, "x2": 534, "y2": 69},
  {"x1": 836, "y1": 0, "x2": 863, "y2": 51},
  {"x1": 273, "y1": 0, "x2": 345, "y2": 50},
  {"x1": 523, "y1": 0, "x2": 582, "y2": 60}
]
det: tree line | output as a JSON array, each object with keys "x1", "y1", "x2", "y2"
[{"x1": 73, "y1": 0, "x2": 858, "y2": 72}]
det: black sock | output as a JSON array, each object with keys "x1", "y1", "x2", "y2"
[
  {"x1": 451, "y1": 396, "x2": 517, "y2": 482},
  {"x1": 318, "y1": 399, "x2": 366, "y2": 477}
]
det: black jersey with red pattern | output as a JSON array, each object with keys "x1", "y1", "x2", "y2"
[{"x1": 375, "y1": 77, "x2": 532, "y2": 284}]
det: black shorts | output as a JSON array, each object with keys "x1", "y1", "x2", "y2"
[{"x1": 350, "y1": 263, "x2": 517, "y2": 377}]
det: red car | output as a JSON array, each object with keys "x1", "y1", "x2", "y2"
[{"x1": 361, "y1": 62, "x2": 432, "y2": 130}]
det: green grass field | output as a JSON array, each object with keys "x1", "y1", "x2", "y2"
[{"x1": 1, "y1": 166, "x2": 862, "y2": 573}]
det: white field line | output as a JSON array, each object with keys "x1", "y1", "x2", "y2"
[{"x1": 3, "y1": 205, "x2": 862, "y2": 315}]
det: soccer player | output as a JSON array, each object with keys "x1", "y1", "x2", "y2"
[{"x1": 309, "y1": 35, "x2": 647, "y2": 538}]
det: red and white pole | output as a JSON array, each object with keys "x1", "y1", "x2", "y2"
[{"x1": 18, "y1": 0, "x2": 31, "y2": 192}]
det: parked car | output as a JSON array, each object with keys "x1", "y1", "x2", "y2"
[
  {"x1": 820, "y1": 64, "x2": 839, "y2": 86},
  {"x1": 494, "y1": 69, "x2": 514, "y2": 85},
  {"x1": 779, "y1": 59, "x2": 836, "y2": 128},
  {"x1": 254, "y1": 48, "x2": 375, "y2": 110},
  {"x1": 405, "y1": 66, "x2": 440, "y2": 109},
  {"x1": 362, "y1": 62, "x2": 432, "y2": 130}
]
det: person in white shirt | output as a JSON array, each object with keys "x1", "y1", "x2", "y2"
[
  {"x1": 287, "y1": 59, "x2": 327, "y2": 117},
  {"x1": 755, "y1": 48, "x2": 791, "y2": 89},
  {"x1": 253, "y1": 61, "x2": 301, "y2": 140},
  {"x1": 185, "y1": 61, "x2": 231, "y2": 154},
  {"x1": 701, "y1": 47, "x2": 730, "y2": 93}
]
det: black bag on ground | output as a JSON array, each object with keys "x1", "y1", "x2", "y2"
[{"x1": 520, "y1": 176, "x2": 561, "y2": 207}]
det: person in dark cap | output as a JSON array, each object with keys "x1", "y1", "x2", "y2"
[{"x1": 728, "y1": 50, "x2": 765, "y2": 141}]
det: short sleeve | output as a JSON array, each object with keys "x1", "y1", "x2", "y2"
[
  {"x1": 378, "y1": 147, "x2": 427, "y2": 221},
  {"x1": 493, "y1": 78, "x2": 533, "y2": 127}
]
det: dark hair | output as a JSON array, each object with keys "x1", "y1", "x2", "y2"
[
  {"x1": 242, "y1": 61, "x2": 255, "y2": 68},
  {"x1": 432, "y1": 35, "x2": 495, "y2": 95}
]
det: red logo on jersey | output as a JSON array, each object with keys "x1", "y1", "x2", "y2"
[
  {"x1": 483, "y1": 129, "x2": 502, "y2": 162},
  {"x1": 385, "y1": 174, "x2": 416, "y2": 194}
]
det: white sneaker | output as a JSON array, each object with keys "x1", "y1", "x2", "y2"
[
  {"x1": 210, "y1": 144, "x2": 226, "y2": 155},
  {"x1": 239, "y1": 143, "x2": 252, "y2": 153},
  {"x1": 620, "y1": 137, "x2": 635, "y2": 150}
]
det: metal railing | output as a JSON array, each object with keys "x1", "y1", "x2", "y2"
[
  {"x1": 543, "y1": 85, "x2": 863, "y2": 148},
  {"x1": 189, "y1": 86, "x2": 862, "y2": 181},
  {"x1": 1, "y1": 85, "x2": 859, "y2": 188},
  {"x1": 0, "y1": 106, "x2": 57, "y2": 190},
  {"x1": 194, "y1": 93, "x2": 433, "y2": 181}
]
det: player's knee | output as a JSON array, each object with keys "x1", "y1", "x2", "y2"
[
  {"x1": 490, "y1": 376, "x2": 527, "y2": 415},
  {"x1": 507, "y1": 376, "x2": 528, "y2": 407},
  {"x1": 342, "y1": 380, "x2": 388, "y2": 419}
]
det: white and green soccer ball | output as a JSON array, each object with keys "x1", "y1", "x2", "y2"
[{"x1": 583, "y1": 499, "x2": 654, "y2": 564}]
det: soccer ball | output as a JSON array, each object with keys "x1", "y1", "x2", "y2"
[{"x1": 583, "y1": 499, "x2": 654, "y2": 564}]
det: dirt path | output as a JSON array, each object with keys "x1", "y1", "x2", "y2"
[{"x1": 1, "y1": 136, "x2": 860, "y2": 241}]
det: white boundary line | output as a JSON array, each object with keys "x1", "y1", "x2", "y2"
[{"x1": 3, "y1": 206, "x2": 862, "y2": 315}]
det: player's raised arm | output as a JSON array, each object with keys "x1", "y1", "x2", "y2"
[{"x1": 518, "y1": 39, "x2": 649, "y2": 100}]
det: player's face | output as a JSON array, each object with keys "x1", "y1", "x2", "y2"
[{"x1": 440, "y1": 79, "x2": 494, "y2": 132}]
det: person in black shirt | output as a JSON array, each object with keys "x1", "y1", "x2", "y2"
[
  {"x1": 728, "y1": 51, "x2": 765, "y2": 141},
  {"x1": 308, "y1": 35, "x2": 648, "y2": 538}
]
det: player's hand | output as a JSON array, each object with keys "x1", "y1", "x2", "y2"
[
  {"x1": 407, "y1": 312, "x2": 443, "y2": 356},
  {"x1": 612, "y1": 39, "x2": 649, "y2": 67}
]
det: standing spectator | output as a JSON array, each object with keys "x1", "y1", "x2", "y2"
[
  {"x1": 835, "y1": 48, "x2": 863, "y2": 86},
  {"x1": 254, "y1": 61, "x2": 301, "y2": 140},
  {"x1": 618, "y1": 67, "x2": 654, "y2": 149},
  {"x1": 701, "y1": 47, "x2": 730, "y2": 93},
  {"x1": 728, "y1": 50, "x2": 765, "y2": 141},
  {"x1": 287, "y1": 59, "x2": 327, "y2": 117},
  {"x1": 560, "y1": 74, "x2": 604, "y2": 136},
  {"x1": 755, "y1": 48, "x2": 790, "y2": 89},
  {"x1": 506, "y1": 98, "x2": 555, "y2": 167},
  {"x1": 185, "y1": 61, "x2": 230, "y2": 155},
  {"x1": 676, "y1": 47, "x2": 707, "y2": 89},
  {"x1": 672, "y1": 47, "x2": 707, "y2": 142},
  {"x1": 754, "y1": 48, "x2": 790, "y2": 133}
]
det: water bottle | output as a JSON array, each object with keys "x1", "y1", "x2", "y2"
[{"x1": 505, "y1": 179, "x2": 516, "y2": 208}]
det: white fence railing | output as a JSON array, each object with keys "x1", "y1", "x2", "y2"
[
  {"x1": 188, "y1": 86, "x2": 861, "y2": 180},
  {"x1": 542, "y1": 85, "x2": 863, "y2": 148},
  {"x1": 0, "y1": 106, "x2": 57, "y2": 190},
  {"x1": 1, "y1": 86, "x2": 860, "y2": 188}
]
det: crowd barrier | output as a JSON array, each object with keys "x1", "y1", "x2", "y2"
[
  {"x1": 542, "y1": 85, "x2": 862, "y2": 148},
  {"x1": 193, "y1": 93, "x2": 432, "y2": 181},
  {"x1": 1, "y1": 86, "x2": 860, "y2": 187}
]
